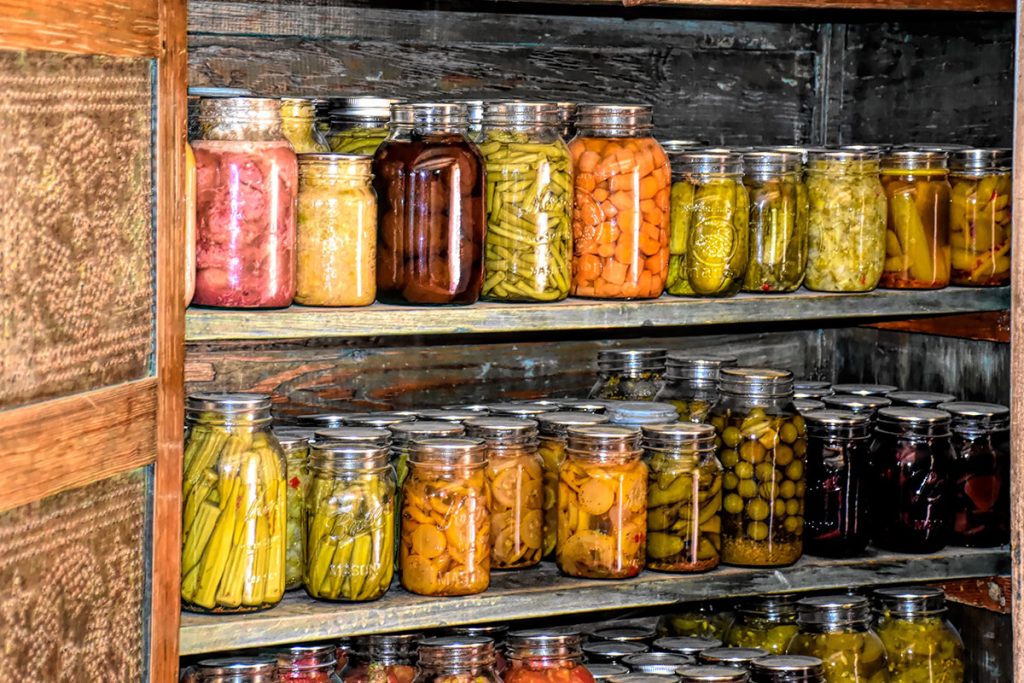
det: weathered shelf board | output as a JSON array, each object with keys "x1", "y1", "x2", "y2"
[
  {"x1": 186, "y1": 287, "x2": 1009, "y2": 341},
  {"x1": 485, "y1": 0, "x2": 1013, "y2": 9},
  {"x1": 179, "y1": 547, "x2": 1008, "y2": 655}
]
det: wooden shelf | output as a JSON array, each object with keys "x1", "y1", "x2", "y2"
[
  {"x1": 186, "y1": 287, "x2": 1009, "y2": 342},
  {"x1": 506, "y1": 0, "x2": 1014, "y2": 12},
  {"x1": 179, "y1": 547, "x2": 1009, "y2": 655}
]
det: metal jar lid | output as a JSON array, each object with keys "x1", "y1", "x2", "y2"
[
  {"x1": 195, "y1": 657, "x2": 277, "y2": 678},
  {"x1": 793, "y1": 399, "x2": 826, "y2": 414},
  {"x1": 623, "y1": 652, "x2": 694, "y2": 674},
  {"x1": 566, "y1": 425, "x2": 643, "y2": 454},
  {"x1": 330, "y1": 96, "x2": 402, "y2": 120},
  {"x1": 313, "y1": 426, "x2": 392, "y2": 447},
  {"x1": 680, "y1": 151, "x2": 744, "y2": 176},
  {"x1": 425, "y1": 409, "x2": 484, "y2": 424},
  {"x1": 803, "y1": 410, "x2": 871, "y2": 438},
  {"x1": 820, "y1": 394, "x2": 892, "y2": 415},
  {"x1": 737, "y1": 594, "x2": 798, "y2": 620},
  {"x1": 652, "y1": 636, "x2": 723, "y2": 656},
  {"x1": 830, "y1": 383, "x2": 898, "y2": 397},
  {"x1": 642, "y1": 422, "x2": 717, "y2": 450},
  {"x1": 417, "y1": 636, "x2": 495, "y2": 667},
  {"x1": 774, "y1": 145, "x2": 825, "y2": 165},
  {"x1": 576, "y1": 104, "x2": 654, "y2": 131},
  {"x1": 345, "y1": 412, "x2": 419, "y2": 428},
  {"x1": 796, "y1": 595, "x2": 872, "y2": 628},
  {"x1": 273, "y1": 427, "x2": 310, "y2": 451},
  {"x1": 187, "y1": 392, "x2": 272, "y2": 413},
  {"x1": 873, "y1": 586, "x2": 947, "y2": 616},
  {"x1": 293, "y1": 413, "x2": 354, "y2": 429},
  {"x1": 807, "y1": 148, "x2": 880, "y2": 163},
  {"x1": 875, "y1": 407, "x2": 952, "y2": 434},
  {"x1": 662, "y1": 139, "x2": 707, "y2": 153},
  {"x1": 718, "y1": 368, "x2": 794, "y2": 398},
  {"x1": 795, "y1": 380, "x2": 831, "y2": 391},
  {"x1": 537, "y1": 411, "x2": 611, "y2": 437},
  {"x1": 748, "y1": 655, "x2": 825, "y2": 682},
  {"x1": 485, "y1": 403, "x2": 553, "y2": 418},
  {"x1": 950, "y1": 148, "x2": 1011, "y2": 172},
  {"x1": 452, "y1": 99, "x2": 484, "y2": 126},
  {"x1": 483, "y1": 101, "x2": 560, "y2": 127},
  {"x1": 559, "y1": 400, "x2": 609, "y2": 414},
  {"x1": 743, "y1": 150, "x2": 801, "y2": 175},
  {"x1": 441, "y1": 403, "x2": 491, "y2": 413},
  {"x1": 308, "y1": 443, "x2": 390, "y2": 471},
  {"x1": 389, "y1": 420, "x2": 466, "y2": 444},
  {"x1": 464, "y1": 417, "x2": 539, "y2": 441},
  {"x1": 606, "y1": 401, "x2": 680, "y2": 427},
  {"x1": 666, "y1": 354, "x2": 739, "y2": 383},
  {"x1": 676, "y1": 665, "x2": 750, "y2": 682},
  {"x1": 593, "y1": 626, "x2": 657, "y2": 643},
  {"x1": 272, "y1": 644, "x2": 337, "y2": 670},
  {"x1": 886, "y1": 391, "x2": 957, "y2": 408},
  {"x1": 506, "y1": 630, "x2": 583, "y2": 658},
  {"x1": 353, "y1": 633, "x2": 421, "y2": 659},
  {"x1": 598, "y1": 348, "x2": 669, "y2": 375},
  {"x1": 881, "y1": 149, "x2": 949, "y2": 171},
  {"x1": 936, "y1": 401, "x2": 1010, "y2": 432},
  {"x1": 583, "y1": 641, "x2": 650, "y2": 661},
  {"x1": 606, "y1": 675, "x2": 677, "y2": 683},
  {"x1": 298, "y1": 153, "x2": 373, "y2": 178},
  {"x1": 589, "y1": 664, "x2": 631, "y2": 681},
  {"x1": 408, "y1": 438, "x2": 487, "y2": 466},
  {"x1": 448, "y1": 624, "x2": 508, "y2": 642},
  {"x1": 411, "y1": 102, "x2": 469, "y2": 130},
  {"x1": 793, "y1": 381, "x2": 832, "y2": 400},
  {"x1": 698, "y1": 647, "x2": 769, "y2": 666}
]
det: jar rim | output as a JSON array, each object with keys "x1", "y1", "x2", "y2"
[
  {"x1": 950, "y1": 147, "x2": 1011, "y2": 171},
  {"x1": 409, "y1": 437, "x2": 487, "y2": 465},
  {"x1": 345, "y1": 413, "x2": 419, "y2": 428},
  {"x1": 464, "y1": 417, "x2": 539, "y2": 438},
  {"x1": 830, "y1": 383, "x2": 898, "y2": 396},
  {"x1": 796, "y1": 595, "x2": 872, "y2": 627},
  {"x1": 187, "y1": 392, "x2": 272, "y2": 413},
  {"x1": 389, "y1": 420, "x2": 466, "y2": 444},
  {"x1": 314, "y1": 426, "x2": 392, "y2": 445},
  {"x1": 675, "y1": 664, "x2": 750, "y2": 682},
  {"x1": 330, "y1": 96, "x2": 404, "y2": 119},
  {"x1": 873, "y1": 585, "x2": 947, "y2": 616},
  {"x1": 881, "y1": 149, "x2": 949, "y2": 170},
  {"x1": 196, "y1": 657, "x2": 277, "y2": 676},
  {"x1": 698, "y1": 646, "x2": 770, "y2": 664},
  {"x1": 876, "y1": 406, "x2": 951, "y2": 426},
  {"x1": 272, "y1": 427, "x2": 310, "y2": 449},
  {"x1": 820, "y1": 394, "x2": 891, "y2": 413},
  {"x1": 748, "y1": 655, "x2": 825, "y2": 677},
  {"x1": 650, "y1": 636, "x2": 722, "y2": 655}
]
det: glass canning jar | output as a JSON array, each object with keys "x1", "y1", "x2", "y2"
[
  {"x1": 697, "y1": 647, "x2": 770, "y2": 668},
  {"x1": 820, "y1": 395, "x2": 892, "y2": 420},
  {"x1": 295, "y1": 154, "x2": 377, "y2": 306},
  {"x1": 569, "y1": 105, "x2": 671, "y2": 299},
  {"x1": 621, "y1": 653, "x2": 694, "y2": 674},
  {"x1": 656, "y1": 354, "x2": 739, "y2": 423},
  {"x1": 400, "y1": 438, "x2": 490, "y2": 595},
  {"x1": 725, "y1": 594, "x2": 799, "y2": 654},
  {"x1": 879, "y1": 150, "x2": 952, "y2": 289},
  {"x1": 272, "y1": 427, "x2": 311, "y2": 590},
  {"x1": 803, "y1": 410, "x2": 872, "y2": 558},
  {"x1": 709, "y1": 368, "x2": 806, "y2": 567},
  {"x1": 873, "y1": 587, "x2": 964, "y2": 683},
  {"x1": 652, "y1": 637, "x2": 722, "y2": 657},
  {"x1": 589, "y1": 665, "x2": 630, "y2": 682},
  {"x1": 606, "y1": 401, "x2": 680, "y2": 428},
  {"x1": 274, "y1": 644, "x2": 343, "y2": 683},
  {"x1": 884, "y1": 392, "x2": 956, "y2": 409},
  {"x1": 794, "y1": 400, "x2": 826, "y2": 415},
  {"x1": 592, "y1": 626, "x2": 657, "y2": 644},
  {"x1": 374, "y1": 103, "x2": 486, "y2": 304},
  {"x1": 281, "y1": 97, "x2": 331, "y2": 153},
  {"x1": 328, "y1": 97, "x2": 399, "y2": 154},
  {"x1": 464, "y1": 417, "x2": 544, "y2": 569},
  {"x1": 388, "y1": 420, "x2": 466, "y2": 492},
  {"x1": 449, "y1": 625, "x2": 509, "y2": 674},
  {"x1": 787, "y1": 596, "x2": 888, "y2": 682},
  {"x1": 414, "y1": 637, "x2": 501, "y2": 683},
  {"x1": 641, "y1": 423, "x2": 723, "y2": 572},
  {"x1": 182, "y1": 393, "x2": 286, "y2": 613},
  {"x1": 831, "y1": 384, "x2": 898, "y2": 397},
  {"x1": 676, "y1": 666, "x2": 750, "y2": 683},
  {"x1": 658, "y1": 603, "x2": 734, "y2": 639},
  {"x1": 314, "y1": 427, "x2": 393, "y2": 448},
  {"x1": 190, "y1": 658, "x2": 278, "y2": 683},
  {"x1": 661, "y1": 139, "x2": 713, "y2": 296},
  {"x1": 949, "y1": 148, "x2": 1012, "y2": 286},
  {"x1": 870, "y1": 407, "x2": 954, "y2": 553},
  {"x1": 193, "y1": 97, "x2": 297, "y2": 308},
  {"x1": 804, "y1": 150, "x2": 886, "y2": 292},
  {"x1": 583, "y1": 641, "x2": 649, "y2": 663},
  {"x1": 344, "y1": 634, "x2": 420, "y2": 683},
  {"x1": 938, "y1": 401, "x2": 1010, "y2": 547},
  {"x1": 557, "y1": 426, "x2": 648, "y2": 579},
  {"x1": 186, "y1": 143, "x2": 197, "y2": 304},
  {"x1": 479, "y1": 102, "x2": 573, "y2": 302},
  {"x1": 505, "y1": 631, "x2": 596, "y2": 683},
  {"x1": 748, "y1": 656, "x2": 826, "y2": 683},
  {"x1": 794, "y1": 381, "x2": 832, "y2": 401},
  {"x1": 591, "y1": 348, "x2": 668, "y2": 401},
  {"x1": 742, "y1": 151, "x2": 808, "y2": 293}
]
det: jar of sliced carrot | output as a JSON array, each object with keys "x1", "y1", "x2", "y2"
[{"x1": 569, "y1": 105, "x2": 671, "y2": 299}]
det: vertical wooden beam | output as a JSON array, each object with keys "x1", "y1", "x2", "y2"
[{"x1": 1010, "y1": 2, "x2": 1023, "y2": 680}]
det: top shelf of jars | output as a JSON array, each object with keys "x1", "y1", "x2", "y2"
[{"x1": 511, "y1": 0, "x2": 1013, "y2": 11}]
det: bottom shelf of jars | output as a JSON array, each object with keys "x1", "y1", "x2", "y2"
[{"x1": 178, "y1": 545, "x2": 1008, "y2": 655}]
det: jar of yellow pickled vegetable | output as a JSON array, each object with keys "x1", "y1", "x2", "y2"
[
  {"x1": 662, "y1": 140, "x2": 708, "y2": 296},
  {"x1": 872, "y1": 587, "x2": 964, "y2": 683},
  {"x1": 804, "y1": 149, "x2": 886, "y2": 292},
  {"x1": 281, "y1": 97, "x2": 331, "y2": 153},
  {"x1": 591, "y1": 348, "x2": 668, "y2": 401},
  {"x1": 742, "y1": 151, "x2": 808, "y2": 293},
  {"x1": 657, "y1": 603, "x2": 734, "y2": 639},
  {"x1": 182, "y1": 393, "x2": 287, "y2": 613},
  {"x1": 479, "y1": 102, "x2": 573, "y2": 302},
  {"x1": 709, "y1": 368, "x2": 805, "y2": 567},
  {"x1": 273, "y1": 427, "x2": 311, "y2": 591},
  {"x1": 388, "y1": 421, "x2": 466, "y2": 492},
  {"x1": 641, "y1": 423, "x2": 723, "y2": 572},
  {"x1": 725, "y1": 595, "x2": 799, "y2": 654},
  {"x1": 464, "y1": 417, "x2": 544, "y2": 569},
  {"x1": 328, "y1": 97, "x2": 401, "y2": 154},
  {"x1": 400, "y1": 438, "x2": 490, "y2": 596},
  {"x1": 537, "y1": 411, "x2": 611, "y2": 559},
  {"x1": 556, "y1": 426, "x2": 647, "y2": 579},
  {"x1": 949, "y1": 148, "x2": 1011, "y2": 286},
  {"x1": 655, "y1": 354, "x2": 738, "y2": 423},
  {"x1": 295, "y1": 154, "x2": 377, "y2": 306},
  {"x1": 787, "y1": 596, "x2": 888, "y2": 683}
]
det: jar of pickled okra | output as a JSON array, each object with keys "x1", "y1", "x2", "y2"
[
  {"x1": 641, "y1": 423, "x2": 723, "y2": 572},
  {"x1": 885, "y1": 392, "x2": 956, "y2": 409},
  {"x1": 804, "y1": 149, "x2": 886, "y2": 292},
  {"x1": 273, "y1": 427, "x2": 311, "y2": 590},
  {"x1": 479, "y1": 101, "x2": 573, "y2": 302},
  {"x1": 537, "y1": 412, "x2": 611, "y2": 559},
  {"x1": 879, "y1": 150, "x2": 952, "y2": 289},
  {"x1": 742, "y1": 151, "x2": 808, "y2": 293},
  {"x1": 658, "y1": 604, "x2": 734, "y2": 639},
  {"x1": 831, "y1": 384, "x2": 898, "y2": 397},
  {"x1": 389, "y1": 420, "x2": 466, "y2": 492},
  {"x1": 725, "y1": 594, "x2": 799, "y2": 654},
  {"x1": 557, "y1": 426, "x2": 648, "y2": 579},
  {"x1": 314, "y1": 427, "x2": 392, "y2": 448},
  {"x1": 697, "y1": 647, "x2": 770, "y2": 669},
  {"x1": 709, "y1": 368, "x2": 806, "y2": 567},
  {"x1": 938, "y1": 401, "x2": 1010, "y2": 547},
  {"x1": 569, "y1": 105, "x2": 671, "y2": 299},
  {"x1": 656, "y1": 354, "x2": 739, "y2": 423},
  {"x1": 662, "y1": 139, "x2": 710, "y2": 296},
  {"x1": 606, "y1": 401, "x2": 679, "y2": 428},
  {"x1": 400, "y1": 438, "x2": 490, "y2": 596},
  {"x1": 794, "y1": 381, "x2": 832, "y2": 401},
  {"x1": 506, "y1": 631, "x2": 596, "y2": 683},
  {"x1": 949, "y1": 148, "x2": 1012, "y2": 286},
  {"x1": 191, "y1": 658, "x2": 278, "y2": 683},
  {"x1": 281, "y1": 97, "x2": 331, "y2": 153},
  {"x1": 870, "y1": 407, "x2": 954, "y2": 553},
  {"x1": 328, "y1": 97, "x2": 400, "y2": 154},
  {"x1": 414, "y1": 637, "x2": 501, "y2": 683},
  {"x1": 591, "y1": 348, "x2": 668, "y2": 401},
  {"x1": 344, "y1": 634, "x2": 420, "y2": 683},
  {"x1": 652, "y1": 637, "x2": 722, "y2": 658},
  {"x1": 182, "y1": 393, "x2": 287, "y2": 613},
  {"x1": 873, "y1": 587, "x2": 964, "y2": 683},
  {"x1": 748, "y1": 656, "x2": 825, "y2": 683},
  {"x1": 676, "y1": 666, "x2": 750, "y2": 683},
  {"x1": 787, "y1": 596, "x2": 888, "y2": 682},
  {"x1": 274, "y1": 644, "x2": 344, "y2": 683}
]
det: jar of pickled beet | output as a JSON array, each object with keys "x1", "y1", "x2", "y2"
[
  {"x1": 787, "y1": 596, "x2": 888, "y2": 682},
  {"x1": 725, "y1": 595, "x2": 799, "y2": 654},
  {"x1": 938, "y1": 401, "x2": 1010, "y2": 547},
  {"x1": 949, "y1": 148, "x2": 1012, "y2": 286},
  {"x1": 820, "y1": 394, "x2": 892, "y2": 420},
  {"x1": 606, "y1": 401, "x2": 679, "y2": 428},
  {"x1": 344, "y1": 634, "x2": 420, "y2": 683},
  {"x1": 281, "y1": 98, "x2": 331, "y2": 153},
  {"x1": 557, "y1": 426, "x2": 648, "y2": 579},
  {"x1": 193, "y1": 97, "x2": 297, "y2": 308},
  {"x1": 656, "y1": 354, "x2": 739, "y2": 423},
  {"x1": 831, "y1": 384, "x2": 898, "y2": 397},
  {"x1": 709, "y1": 368, "x2": 806, "y2": 567},
  {"x1": 742, "y1": 151, "x2": 808, "y2": 293},
  {"x1": 272, "y1": 427, "x2": 311, "y2": 590},
  {"x1": 415, "y1": 637, "x2": 501, "y2": 683},
  {"x1": 328, "y1": 97, "x2": 400, "y2": 155},
  {"x1": 591, "y1": 349, "x2": 668, "y2": 401},
  {"x1": 748, "y1": 656, "x2": 825, "y2": 683},
  {"x1": 870, "y1": 407, "x2": 954, "y2": 553},
  {"x1": 190, "y1": 658, "x2": 278, "y2": 683},
  {"x1": 884, "y1": 391, "x2": 956, "y2": 409},
  {"x1": 274, "y1": 644, "x2": 343, "y2": 683},
  {"x1": 374, "y1": 103, "x2": 486, "y2": 304},
  {"x1": 873, "y1": 586, "x2": 964, "y2": 683},
  {"x1": 676, "y1": 666, "x2": 750, "y2": 683},
  {"x1": 569, "y1": 104, "x2": 671, "y2": 300},
  {"x1": 505, "y1": 632, "x2": 596, "y2": 683},
  {"x1": 803, "y1": 410, "x2": 872, "y2": 558}
]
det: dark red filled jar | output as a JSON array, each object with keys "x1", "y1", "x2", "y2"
[
  {"x1": 504, "y1": 631, "x2": 595, "y2": 683},
  {"x1": 274, "y1": 644, "x2": 343, "y2": 683}
]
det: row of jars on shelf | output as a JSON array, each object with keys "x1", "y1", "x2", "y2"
[{"x1": 184, "y1": 95, "x2": 1011, "y2": 309}]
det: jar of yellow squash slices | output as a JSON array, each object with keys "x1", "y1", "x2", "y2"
[{"x1": 949, "y1": 148, "x2": 1011, "y2": 286}]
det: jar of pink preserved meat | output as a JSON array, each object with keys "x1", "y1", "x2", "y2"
[{"x1": 194, "y1": 97, "x2": 298, "y2": 308}]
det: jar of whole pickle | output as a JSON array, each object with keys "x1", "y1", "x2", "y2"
[
  {"x1": 591, "y1": 348, "x2": 668, "y2": 401},
  {"x1": 344, "y1": 634, "x2": 420, "y2": 683},
  {"x1": 606, "y1": 401, "x2": 679, "y2": 428},
  {"x1": 725, "y1": 595, "x2": 799, "y2": 654},
  {"x1": 414, "y1": 637, "x2": 501, "y2": 683},
  {"x1": 794, "y1": 381, "x2": 832, "y2": 400},
  {"x1": 748, "y1": 656, "x2": 826, "y2": 683},
  {"x1": 304, "y1": 442, "x2": 395, "y2": 601},
  {"x1": 937, "y1": 401, "x2": 1010, "y2": 547},
  {"x1": 803, "y1": 410, "x2": 872, "y2": 558},
  {"x1": 656, "y1": 354, "x2": 739, "y2": 423},
  {"x1": 374, "y1": 103, "x2": 485, "y2": 305},
  {"x1": 569, "y1": 104, "x2": 671, "y2": 299},
  {"x1": 557, "y1": 426, "x2": 648, "y2": 579},
  {"x1": 641, "y1": 423, "x2": 723, "y2": 572},
  {"x1": 506, "y1": 631, "x2": 596, "y2": 683},
  {"x1": 949, "y1": 148, "x2": 1012, "y2": 286},
  {"x1": 453, "y1": 99, "x2": 485, "y2": 143},
  {"x1": 400, "y1": 438, "x2": 490, "y2": 595},
  {"x1": 676, "y1": 666, "x2": 750, "y2": 683},
  {"x1": 295, "y1": 154, "x2": 377, "y2": 306},
  {"x1": 662, "y1": 139, "x2": 709, "y2": 296},
  {"x1": 742, "y1": 151, "x2": 808, "y2": 293},
  {"x1": 697, "y1": 647, "x2": 769, "y2": 668},
  {"x1": 328, "y1": 97, "x2": 399, "y2": 154},
  {"x1": 193, "y1": 97, "x2": 297, "y2": 308},
  {"x1": 464, "y1": 417, "x2": 544, "y2": 569},
  {"x1": 709, "y1": 368, "x2": 806, "y2": 567},
  {"x1": 479, "y1": 102, "x2": 573, "y2": 302},
  {"x1": 879, "y1": 150, "x2": 951, "y2": 289},
  {"x1": 389, "y1": 420, "x2": 466, "y2": 493},
  {"x1": 556, "y1": 102, "x2": 578, "y2": 141},
  {"x1": 804, "y1": 149, "x2": 886, "y2": 292},
  {"x1": 281, "y1": 97, "x2": 331, "y2": 153},
  {"x1": 185, "y1": 142, "x2": 197, "y2": 305},
  {"x1": 885, "y1": 392, "x2": 956, "y2": 409},
  {"x1": 831, "y1": 384, "x2": 898, "y2": 397},
  {"x1": 314, "y1": 426, "x2": 393, "y2": 448},
  {"x1": 274, "y1": 644, "x2": 343, "y2": 683},
  {"x1": 182, "y1": 393, "x2": 286, "y2": 613},
  {"x1": 788, "y1": 596, "x2": 888, "y2": 682},
  {"x1": 583, "y1": 642, "x2": 649, "y2": 663},
  {"x1": 658, "y1": 603, "x2": 734, "y2": 639},
  {"x1": 652, "y1": 637, "x2": 722, "y2": 658},
  {"x1": 870, "y1": 407, "x2": 954, "y2": 553},
  {"x1": 273, "y1": 427, "x2": 311, "y2": 590},
  {"x1": 873, "y1": 587, "x2": 964, "y2": 683},
  {"x1": 190, "y1": 658, "x2": 278, "y2": 683}
]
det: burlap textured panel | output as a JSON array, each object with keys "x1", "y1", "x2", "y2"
[
  {"x1": 0, "y1": 469, "x2": 148, "y2": 681},
  {"x1": 0, "y1": 52, "x2": 154, "y2": 409}
]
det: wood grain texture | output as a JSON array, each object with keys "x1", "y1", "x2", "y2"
[
  {"x1": 866, "y1": 311, "x2": 1010, "y2": 343},
  {"x1": 936, "y1": 576, "x2": 1012, "y2": 614},
  {"x1": 0, "y1": 379, "x2": 157, "y2": 513},
  {"x1": 488, "y1": 0, "x2": 1013, "y2": 10},
  {"x1": 0, "y1": 0, "x2": 160, "y2": 56},
  {"x1": 945, "y1": 599, "x2": 1013, "y2": 681}
]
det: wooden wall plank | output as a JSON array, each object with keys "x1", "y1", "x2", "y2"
[
  {"x1": 0, "y1": 0, "x2": 160, "y2": 57},
  {"x1": 866, "y1": 311, "x2": 1010, "y2": 343}
]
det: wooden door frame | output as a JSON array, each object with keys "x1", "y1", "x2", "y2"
[{"x1": 1011, "y1": 1, "x2": 1022, "y2": 680}]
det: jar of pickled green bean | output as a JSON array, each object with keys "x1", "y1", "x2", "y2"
[
  {"x1": 873, "y1": 587, "x2": 964, "y2": 683},
  {"x1": 742, "y1": 151, "x2": 807, "y2": 293},
  {"x1": 328, "y1": 97, "x2": 400, "y2": 154},
  {"x1": 725, "y1": 595, "x2": 799, "y2": 654},
  {"x1": 479, "y1": 102, "x2": 573, "y2": 302},
  {"x1": 280, "y1": 97, "x2": 331, "y2": 153},
  {"x1": 787, "y1": 596, "x2": 888, "y2": 682},
  {"x1": 273, "y1": 427, "x2": 311, "y2": 590}
]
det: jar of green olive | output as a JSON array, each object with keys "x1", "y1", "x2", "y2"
[
  {"x1": 787, "y1": 596, "x2": 888, "y2": 682},
  {"x1": 725, "y1": 594, "x2": 799, "y2": 654},
  {"x1": 873, "y1": 587, "x2": 964, "y2": 683}
]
